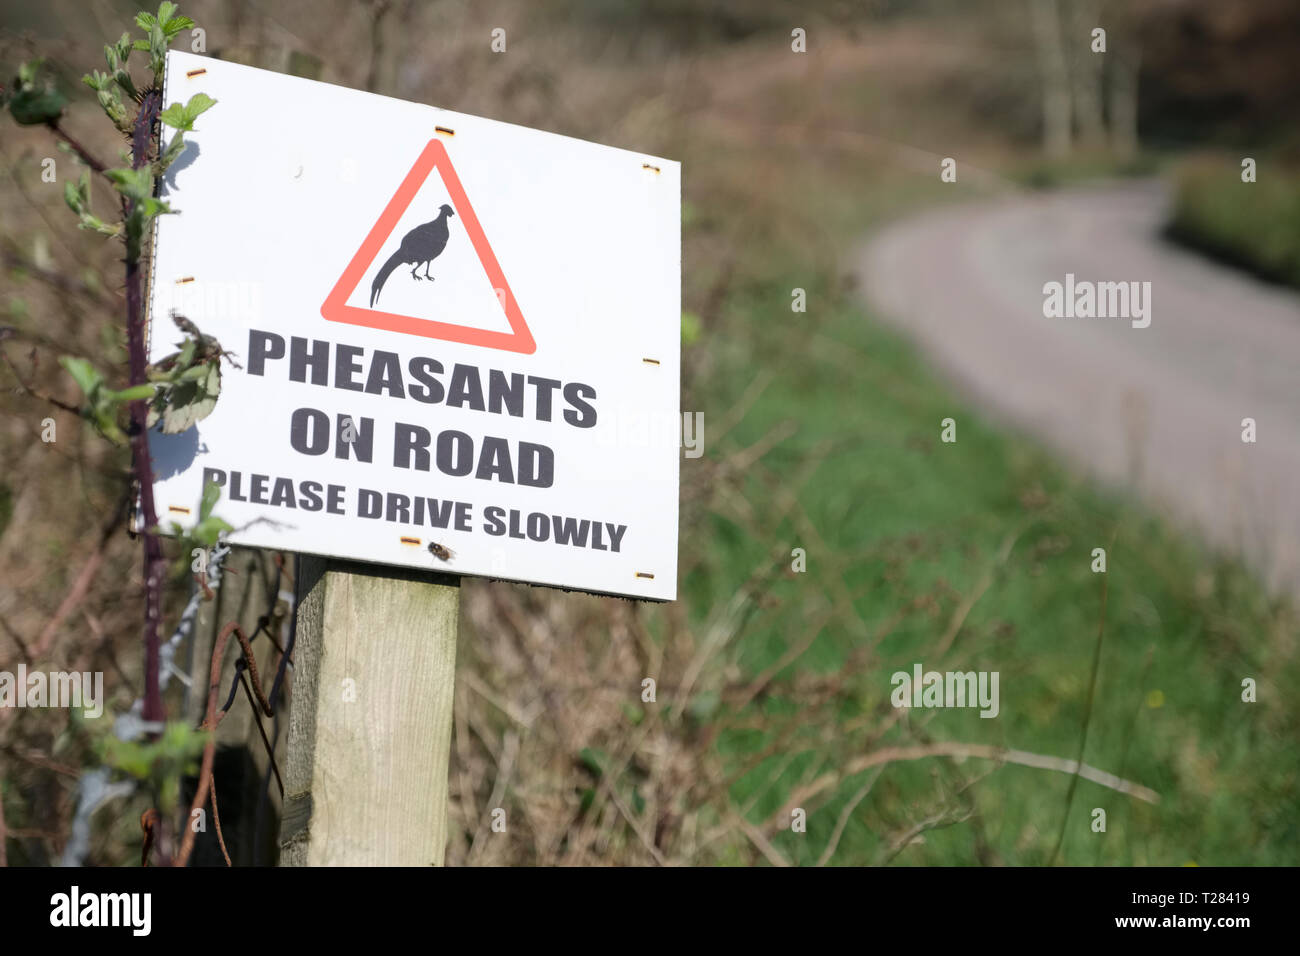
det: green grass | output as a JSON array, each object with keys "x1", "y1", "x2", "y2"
[
  {"x1": 1007, "y1": 151, "x2": 1163, "y2": 190},
  {"x1": 1165, "y1": 156, "x2": 1300, "y2": 289},
  {"x1": 681, "y1": 188, "x2": 1300, "y2": 865}
]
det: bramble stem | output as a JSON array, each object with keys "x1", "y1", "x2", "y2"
[{"x1": 123, "y1": 90, "x2": 166, "y2": 727}]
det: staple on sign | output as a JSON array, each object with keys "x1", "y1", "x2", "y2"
[
  {"x1": 186, "y1": 68, "x2": 207, "y2": 78},
  {"x1": 400, "y1": 536, "x2": 421, "y2": 546},
  {"x1": 168, "y1": 505, "x2": 190, "y2": 515},
  {"x1": 635, "y1": 572, "x2": 655, "y2": 579},
  {"x1": 642, "y1": 358, "x2": 660, "y2": 365},
  {"x1": 435, "y1": 126, "x2": 455, "y2": 136},
  {"x1": 642, "y1": 163, "x2": 660, "y2": 174},
  {"x1": 176, "y1": 276, "x2": 195, "y2": 284}
]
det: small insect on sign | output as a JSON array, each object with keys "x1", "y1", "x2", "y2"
[{"x1": 148, "y1": 51, "x2": 680, "y2": 600}]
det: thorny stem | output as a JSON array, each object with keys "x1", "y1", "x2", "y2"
[{"x1": 124, "y1": 90, "x2": 164, "y2": 727}]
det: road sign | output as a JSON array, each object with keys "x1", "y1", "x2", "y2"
[
  {"x1": 321, "y1": 138, "x2": 536, "y2": 353},
  {"x1": 148, "y1": 51, "x2": 680, "y2": 600}
]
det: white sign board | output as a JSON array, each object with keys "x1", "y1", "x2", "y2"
[{"x1": 148, "y1": 51, "x2": 680, "y2": 600}]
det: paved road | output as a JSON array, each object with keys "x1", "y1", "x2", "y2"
[{"x1": 856, "y1": 180, "x2": 1300, "y2": 595}]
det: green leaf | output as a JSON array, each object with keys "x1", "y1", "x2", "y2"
[
  {"x1": 177, "y1": 361, "x2": 211, "y2": 382},
  {"x1": 162, "y1": 13, "x2": 194, "y2": 42},
  {"x1": 107, "y1": 383, "x2": 157, "y2": 402},
  {"x1": 8, "y1": 88, "x2": 68, "y2": 125},
  {"x1": 184, "y1": 91, "x2": 216, "y2": 122},
  {"x1": 59, "y1": 356, "x2": 103, "y2": 398},
  {"x1": 176, "y1": 338, "x2": 197, "y2": 371},
  {"x1": 5, "y1": 60, "x2": 68, "y2": 126},
  {"x1": 149, "y1": 23, "x2": 167, "y2": 80},
  {"x1": 681, "y1": 310, "x2": 702, "y2": 346},
  {"x1": 138, "y1": 196, "x2": 173, "y2": 219},
  {"x1": 159, "y1": 92, "x2": 216, "y2": 132},
  {"x1": 90, "y1": 406, "x2": 126, "y2": 445},
  {"x1": 98, "y1": 88, "x2": 131, "y2": 130},
  {"x1": 687, "y1": 689, "x2": 720, "y2": 721},
  {"x1": 578, "y1": 747, "x2": 607, "y2": 779},
  {"x1": 114, "y1": 32, "x2": 134, "y2": 64},
  {"x1": 77, "y1": 214, "x2": 121, "y2": 238},
  {"x1": 63, "y1": 180, "x2": 84, "y2": 215},
  {"x1": 157, "y1": 131, "x2": 186, "y2": 171},
  {"x1": 147, "y1": 359, "x2": 220, "y2": 433},
  {"x1": 104, "y1": 166, "x2": 154, "y2": 203},
  {"x1": 199, "y1": 478, "x2": 221, "y2": 521},
  {"x1": 113, "y1": 67, "x2": 139, "y2": 100},
  {"x1": 102, "y1": 720, "x2": 209, "y2": 784},
  {"x1": 58, "y1": 356, "x2": 134, "y2": 445},
  {"x1": 192, "y1": 515, "x2": 233, "y2": 548},
  {"x1": 157, "y1": 103, "x2": 183, "y2": 128}
]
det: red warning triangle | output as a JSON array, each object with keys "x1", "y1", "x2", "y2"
[{"x1": 320, "y1": 138, "x2": 536, "y2": 354}]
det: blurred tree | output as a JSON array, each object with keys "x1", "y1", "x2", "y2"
[
  {"x1": 1068, "y1": 0, "x2": 1105, "y2": 148},
  {"x1": 1031, "y1": 0, "x2": 1072, "y2": 157}
]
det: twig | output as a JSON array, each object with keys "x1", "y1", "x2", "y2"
[
  {"x1": 230, "y1": 625, "x2": 274, "y2": 719},
  {"x1": 140, "y1": 808, "x2": 158, "y2": 866},
  {"x1": 0, "y1": 613, "x2": 33, "y2": 666},
  {"x1": 46, "y1": 120, "x2": 109, "y2": 175},
  {"x1": 669, "y1": 547, "x2": 785, "y2": 721},
  {"x1": 0, "y1": 246, "x2": 112, "y2": 304},
  {"x1": 816, "y1": 767, "x2": 883, "y2": 866},
  {"x1": 932, "y1": 524, "x2": 1024, "y2": 660},
  {"x1": 708, "y1": 367, "x2": 772, "y2": 447},
  {"x1": 733, "y1": 606, "x2": 834, "y2": 711},
  {"x1": 734, "y1": 813, "x2": 791, "y2": 867},
  {"x1": 767, "y1": 740, "x2": 1159, "y2": 831},
  {"x1": 0, "y1": 344, "x2": 81, "y2": 414},
  {"x1": 726, "y1": 419, "x2": 799, "y2": 472},
  {"x1": 32, "y1": 489, "x2": 129, "y2": 660},
  {"x1": 175, "y1": 620, "x2": 273, "y2": 867},
  {"x1": 874, "y1": 805, "x2": 974, "y2": 866},
  {"x1": 209, "y1": 770, "x2": 231, "y2": 866},
  {"x1": 466, "y1": 729, "x2": 520, "y2": 865}
]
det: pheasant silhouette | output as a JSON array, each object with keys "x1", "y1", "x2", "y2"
[{"x1": 369, "y1": 203, "x2": 456, "y2": 307}]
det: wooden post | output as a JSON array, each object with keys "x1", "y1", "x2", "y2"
[{"x1": 279, "y1": 556, "x2": 459, "y2": 866}]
